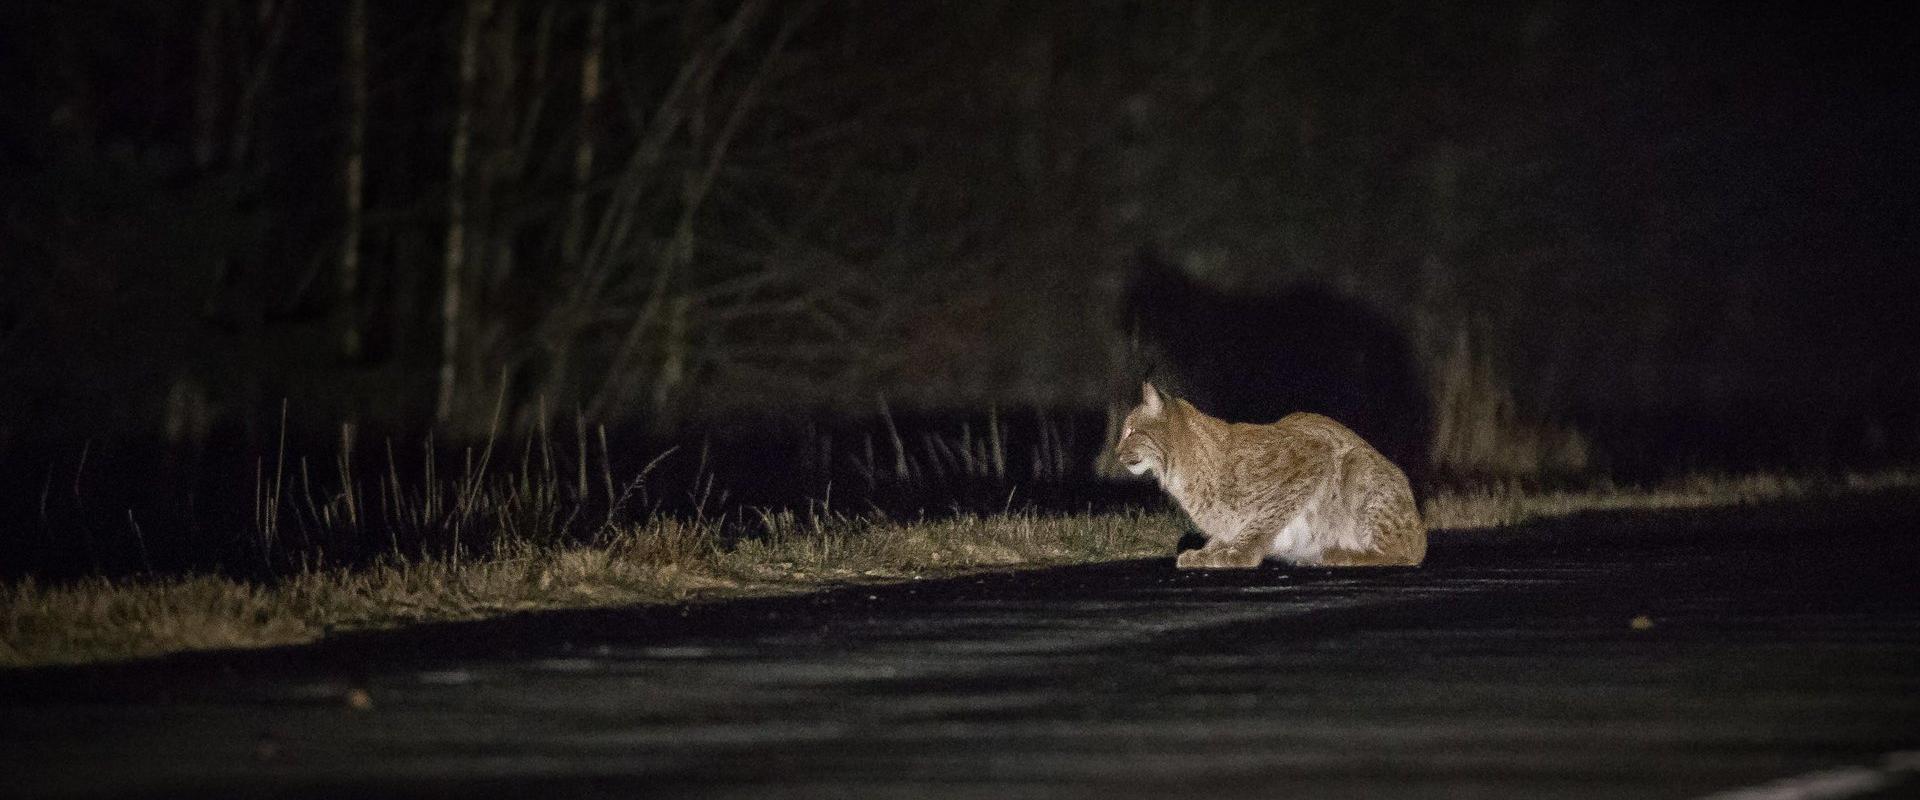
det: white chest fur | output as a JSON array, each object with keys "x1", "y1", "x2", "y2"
[{"x1": 1266, "y1": 501, "x2": 1322, "y2": 562}]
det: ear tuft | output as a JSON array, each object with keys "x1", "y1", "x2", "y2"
[{"x1": 1141, "y1": 382, "x2": 1164, "y2": 414}]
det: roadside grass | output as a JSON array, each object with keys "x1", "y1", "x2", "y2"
[
  {"x1": 0, "y1": 511, "x2": 1182, "y2": 667},
  {"x1": 1418, "y1": 469, "x2": 1920, "y2": 530},
  {"x1": 5, "y1": 469, "x2": 1918, "y2": 668}
]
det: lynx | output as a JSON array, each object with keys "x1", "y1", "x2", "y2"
[{"x1": 1115, "y1": 383, "x2": 1425, "y2": 568}]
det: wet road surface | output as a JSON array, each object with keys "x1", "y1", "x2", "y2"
[{"x1": 5, "y1": 492, "x2": 1920, "y2": 798}]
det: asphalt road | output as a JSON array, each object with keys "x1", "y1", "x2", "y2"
[{"x1": 5, "y1": 492, "x2": 1920, "y2": 799}]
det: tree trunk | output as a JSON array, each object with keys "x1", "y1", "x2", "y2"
[
  {"x1": 228, "y1": 0, "x2": 291, "y2": 167},
  {"x1": 438, "y1": 0, "x2": 491, "y2": 424},
  {"x1": 338, "y1": 0, "x2": 368, "y2": 360},
  {"x1": 564, "y1": 0, "x2": 607, "y2": 265},
  {"x1": 191, "y1": 1, "x2": 223, "y2": 170}
]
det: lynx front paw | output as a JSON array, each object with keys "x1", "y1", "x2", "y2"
[{"x1": 1176, "y1": 545, "x2": 1262, "y2": 570}]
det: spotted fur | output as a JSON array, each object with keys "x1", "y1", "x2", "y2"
[{"x1": 1115, "y1": 383, "x2": 1426, "y2": 568}]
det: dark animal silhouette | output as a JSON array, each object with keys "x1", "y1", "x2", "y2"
[{"x1": 1120, "y1": 248, "x2": 1431, "y2": 484}]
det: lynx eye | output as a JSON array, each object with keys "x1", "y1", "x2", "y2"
[{"x1": 1121, "y1": 425, "x2": 1133, "y2": 440}]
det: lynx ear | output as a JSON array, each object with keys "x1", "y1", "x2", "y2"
[{"x1": 1141, "y1": 382, "x2": 1164, "y2": 415}]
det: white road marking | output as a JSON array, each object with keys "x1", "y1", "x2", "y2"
[{"x1": 1696, "y1": 750, "x2": 1920, "y2": 800}]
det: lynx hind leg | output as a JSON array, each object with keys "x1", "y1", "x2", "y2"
[
  {"x1": 1313, "y1": 454, "x2": 1424, "y2": 567},
  {"x1": 1355, "y1": 475, "x2": 1426, "y2": 566}
]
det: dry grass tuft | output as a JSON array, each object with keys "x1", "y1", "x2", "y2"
[
  {"x1": 1420, "y1": 469, "x2": 1920, "y2": 530},
  {"x1": 1, "y1": 576, "x2": 313, "y2": 667},
  {"x1": 727, "y1": 510, "x2": 1178, "y2": 581},
  {"x1": 0, "y1": 511, "x2": 1179, "y2": 667},
  {"x1": 7, "y1": 470, "x2": 1917, "y2": 668},
  {"x1": 1428, "y1": 330, "x2": 1590, "y2": 478}
]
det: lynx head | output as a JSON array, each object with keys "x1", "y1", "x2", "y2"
[{"x1": 1116, "y1": 382, "x2": 1176, "y2": 478}]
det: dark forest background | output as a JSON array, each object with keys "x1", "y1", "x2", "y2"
[{"x1": 3, "y1": 0, "x2": 1917, "y2": 485}]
